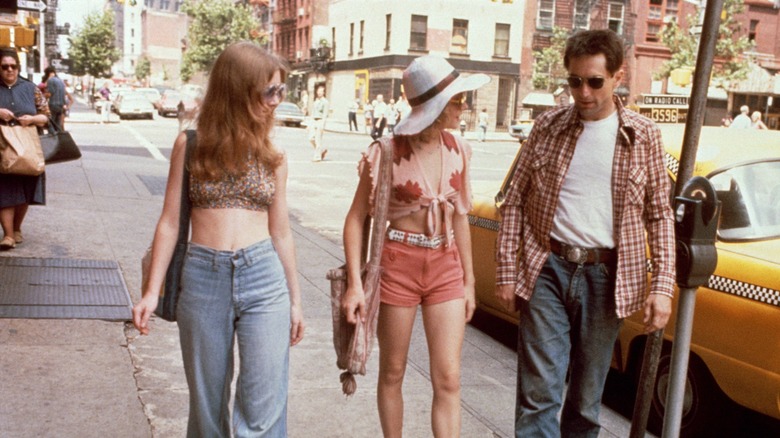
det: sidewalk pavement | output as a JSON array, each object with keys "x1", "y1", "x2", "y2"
[{"x1": 0, "y1": 106, "x2": 640, "y2": 437}]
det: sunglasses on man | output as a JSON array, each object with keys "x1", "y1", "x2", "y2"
[
  {"x1": 566, "y1": 75, "x2": 605, "y2": 90},
  {"x1": 1, "y1": 64, "x2": 19, "y2": 71}
]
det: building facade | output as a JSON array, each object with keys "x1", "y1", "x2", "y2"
[
  {"x1": 320, "y1": 0, "x2": 523, "y2": 131},
  {"x1": 140, "y1": 0, "x2": 188, "y2": 87},
  {"x1": 520, "y1": 0, "x2": 780, "y2": 128}
]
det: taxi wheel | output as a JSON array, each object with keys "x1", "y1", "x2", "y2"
[{"x1": 647, "y1": 351, "x2": 726, "y2": 437}]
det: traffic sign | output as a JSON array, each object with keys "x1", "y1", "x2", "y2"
[{"x1": 17, "y1": 0, "x2": 46, "y2": 12}]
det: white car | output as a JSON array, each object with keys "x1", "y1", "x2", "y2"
[{"x1": 115, "y1": 93, "x2": 155, "y2": 120}]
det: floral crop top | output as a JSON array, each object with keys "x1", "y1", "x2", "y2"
[
  {"x1": 189, "y1": 159, "x2": 275, "y2": 211},
  {"x1": 358, "y1": 130, "x2": 472, "y2": 246}
]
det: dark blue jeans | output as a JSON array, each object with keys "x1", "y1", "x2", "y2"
[{"x1": 515, "y1": 253, "x2": 622, "y2": 438}]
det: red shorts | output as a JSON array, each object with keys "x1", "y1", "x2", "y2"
[{"x1": 379, "y1": 239, "x2": 465, "y2": 307}]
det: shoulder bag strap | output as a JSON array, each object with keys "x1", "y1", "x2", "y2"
[
  {"x1": 366, "y1": 137, "x2": 393, "y2": 268},
  {"x1": 176, "y1": 130, "x2": 195, "y2": 242}
]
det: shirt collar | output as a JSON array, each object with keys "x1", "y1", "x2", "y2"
[{"x1": 552, "y1": 96, "x2": 636, "y2": 147}]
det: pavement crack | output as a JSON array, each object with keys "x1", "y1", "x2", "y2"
[{"x1": 124, "y1": 322, "x2": 156, "y2": 437}]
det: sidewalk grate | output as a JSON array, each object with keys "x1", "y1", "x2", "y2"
[{"x1": 0, "y1": 257, "x2": 132, "y2": 321}]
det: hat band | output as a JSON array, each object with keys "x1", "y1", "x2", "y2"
[{"x1": 408, "y1": 70, "x2": 459, "y2": 108}]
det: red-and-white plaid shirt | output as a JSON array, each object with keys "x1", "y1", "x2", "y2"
[{"x1": 495, "y1": 98, "x2": 675, "y2": 318}]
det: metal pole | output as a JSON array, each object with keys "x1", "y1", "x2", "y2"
[
  {"x1": 630, "y1": 1, "x2": 724, "y2": 437},
  {"x1": 661, "y1": 1, "x2": 724, "y2": 437},
  {"x1": 629, "y1": 330, "x2": 663, "y2": 438},
  {"x1": 661, "y1": 287, "x2": 696, "y2": 437}
]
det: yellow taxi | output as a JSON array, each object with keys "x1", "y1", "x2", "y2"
[{"x1": 467, "y1": 125, "x2": 780, "y2": 436}]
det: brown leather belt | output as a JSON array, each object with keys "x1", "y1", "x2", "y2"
[{"x1": 549, "y1": 238, "x2": 616, "y2": 265}]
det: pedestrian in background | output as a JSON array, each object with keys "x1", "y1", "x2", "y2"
[
  {"x1": 751, "y1": 111, "x2": 768, "y2": 130},
  {"x1": 385, "y1": 98, "x2": 398, "y2": 135},
  {"x1": 341, "y1": 55, "x2": 488, "y2": 437},
  {"x1": 348, "y1": 98, "x2": 359, "y2": 132},
  {"x1": 730, "y1": 105, "x2": 751, "y2": 129},
  {"x1": 132, "y1": 42, "x2": 304, "y2": 437},
  {"x1": 495, "y1": 29, "x2": 675, "y2": 437},
  {"x1": 477, "y1": 108, "x2": 489, "y2": 142},
  {"x1": 62, "y1": 79, "x2": 75, "y2": 120},
  {"x1": 299, "y1": 89, "x2": 309, "y2": 116},
  {"x1": 98, "y1": 81, "x2": 112, "y2": 123},
  {"x1": 0, "y1": 48, "x2": 51, "y2": 250},
  {"x1": 309, "y1": 84, "x2": 328, "y2": 161},
  {"x1": 44, "y1": 66, "x2": 71, "y2": 131},
  {"x1": 364, "y1": 100, "x2": 374, "y2": 135},
  {"x1": 371, "y1": 94, "x2": 387, "y2": 140}
]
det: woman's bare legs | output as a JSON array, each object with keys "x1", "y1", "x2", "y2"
[
  {"x1": 0, "y1": 206, "x2": 14, "y2": 238},
  {"x1": 423, "y1": 298, "x2": 466, "y2": 437},
  {"x1": 12, "y1": 203, "x2": 27, "y2": 233},
  {"x1": 377, "y1": 303, "x2": 417, "y2": 438}
]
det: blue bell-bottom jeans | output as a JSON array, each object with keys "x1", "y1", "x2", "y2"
[
  {"x1": 178, "y1": 239, "x2": 291, "y2": 438},
  {"x1": 515, "y1": 253, "x2": 622, "y2": 438}
]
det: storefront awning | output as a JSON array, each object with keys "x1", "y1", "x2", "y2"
[{"x1": 522, "y1": 92, "x2": 555, "y2": 107}]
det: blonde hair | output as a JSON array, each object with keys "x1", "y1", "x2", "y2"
[{"x1": 191, "y1": 42, "x2": 287, "y2": 180}]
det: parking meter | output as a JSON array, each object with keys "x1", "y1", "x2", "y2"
[
  {"x1": 662, "y1": 176, "x2": 721, "y2": 437},
  {"x1": 673, "y1": 176, "x2": 720, "y2": 288}
]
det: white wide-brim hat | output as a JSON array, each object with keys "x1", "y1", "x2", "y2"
[{"x1": 394, "y1": 55, "x2": 490, "y2": 136}]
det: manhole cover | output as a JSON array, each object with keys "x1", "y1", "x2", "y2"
[{"x1": 0, "y1": 257, "x2": 132, "y2": 321}]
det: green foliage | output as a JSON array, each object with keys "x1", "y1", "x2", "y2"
[
  {"x1": 67, "y1": 10, "x2": 121, "y2": 78},
  {"x1": 656, "y1": 0, "x2": 753, "y2": 86},
  {"x1": 180, "y1": 0, "x2": 267, "y2": 82},
  {"x1": 532, "y1": 27, "x2": 570, "y2": 92},
  {"x1": 135, "y1": 56, "x2": 151, "y2": 82}
]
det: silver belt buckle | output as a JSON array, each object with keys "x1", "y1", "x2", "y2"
[{"x1": 565, "y1": 246, "x2": 589, "y2": 264}]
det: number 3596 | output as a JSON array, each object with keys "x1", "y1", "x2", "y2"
[{"x1": 651, "y1": 108, "x2": 679, "y2": 123}]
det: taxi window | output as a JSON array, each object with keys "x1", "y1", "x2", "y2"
[{"x1": 709, "y1": 160, "x2": 780, "y2": 241}]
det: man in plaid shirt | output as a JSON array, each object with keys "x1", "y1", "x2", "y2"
[{"x1": 495, "y1": 30, "x2": 675, "y2": 437}]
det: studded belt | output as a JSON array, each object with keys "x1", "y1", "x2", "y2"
[
  {"x1": 549, "y1": 238, "x2": 616, "y2": 265},
  {"x1": 387, "y1": 229, "x2": 447, "y2": 249}
]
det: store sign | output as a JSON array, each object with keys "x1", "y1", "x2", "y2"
[
  {"x1": 638, "y1": 94, "x2": 689, "y2": 124},
  {"x1": 17, "y1": 0, "x2": 47, "y2": 12},
  {"x1": 642, "y1": 94, "x2": 690, "y2": 106}
]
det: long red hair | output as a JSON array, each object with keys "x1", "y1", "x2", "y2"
[{"x1": 191, "y1": 42, "x2": 287, "y2": 180}]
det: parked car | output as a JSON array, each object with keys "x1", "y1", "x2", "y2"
[
  {"x1": 114, "y1": 93, "x2": 155, "y2": 120},
  {"x1": 136, "y1": 87, "x2": 162, "y2": 110},
  {"x1": 509, "y1": 120, "x2": 533, "y2": 142},
  {"x1": 274, "y1": 101, "x2": 305, "y2": 127},
  {"x1": 466, "y1": 125, "x2": 780, "y2": 436},
  {"x1": 158, "y1": 90, "x2": 182, "y2": 117}
]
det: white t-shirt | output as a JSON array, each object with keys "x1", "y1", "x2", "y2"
[{"x1": 550, "y1": 111, "x2": 618, "y2": 248}]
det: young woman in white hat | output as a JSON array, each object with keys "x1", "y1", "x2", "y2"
[{"x1": 341, "y1": 55, "x2": 489, "y2": 437}]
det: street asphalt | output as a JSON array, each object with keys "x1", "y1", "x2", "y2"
[{"x1": 0, "y1": 101, "x2": 647, "y2": 437}]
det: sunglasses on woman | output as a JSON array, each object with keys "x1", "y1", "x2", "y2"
[
  {"x1": 448, "y1": 94, "x2": 466, "y2": 106},
  {"x1": 566, "y1": 75, "x2": 605, "y2": 90},
  {"x1": 262, "y1": 83, "x2": 286, "y2": 102}
]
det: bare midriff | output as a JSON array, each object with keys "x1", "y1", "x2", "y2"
[{"x1": 190, "y1": 208, "x2": 270, "y2": 251}]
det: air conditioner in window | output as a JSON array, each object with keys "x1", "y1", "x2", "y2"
[
  {"x1": 296, "y1": 51, "x2": 302, "y2": 59},
  {"x1": 298, "y1": 7, "x2": 304, "y2": 16}
]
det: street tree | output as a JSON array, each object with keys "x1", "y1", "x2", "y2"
[
  {"x1": 67, "y1": 10, "x2": 121, "y2": 79},
  {"x1": 135, "y1": 56, "x2": 151, "y2": 84},
  {"x1": 180, "y1": 0, "x2": 267, "y2": 82},
  {"x1": 655, "y1": 0, "x2": 753, "y2": 87},
  {"x1": 532, "y1": 27, "x2": 570, "y2": 92}
]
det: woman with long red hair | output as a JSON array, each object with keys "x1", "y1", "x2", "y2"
[{"x1": 133, "y1": 42, "x2": 304, "y2": 437}]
